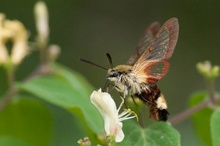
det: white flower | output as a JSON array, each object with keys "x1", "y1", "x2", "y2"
[{"x1": 90, "y1": 88, "x2": 136, "y2": 143}]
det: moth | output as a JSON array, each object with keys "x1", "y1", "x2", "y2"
[{"x1": 81, "y1": 18, "x2": 179, "y2": 121}]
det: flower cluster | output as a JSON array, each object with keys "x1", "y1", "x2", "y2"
[{"x1": 197, "y1": 61, "x2": 219, "y2": 80}]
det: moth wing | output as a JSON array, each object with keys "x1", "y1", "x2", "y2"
[
  {"x1": 132, "y1": 18, "x2": 179, "y2": 83},
  {"x1": 127, "y1": 22, "x2": 160, "y2": 65},
  {"x1": 133, "y1": 60, "x2": 170, "y2": 83},
  {"x1": 139, "y1": 18, "x2": 179, "y2": 62},
  {"x1": 145, "y1": 60, "x2": 170, "y2": 83}
]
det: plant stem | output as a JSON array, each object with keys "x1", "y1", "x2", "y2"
[
  {"x1": 0, "y1": 86, "x2": 17, "y2": 112},
  {"x1": 0, "y1": 64, "x2": 51, "y2": 112},
  {"x1": 5, "y1": 63, "x2": 15, "y2": 88},
  {"x1": 205, "y1": 78, "x2": 216, "y2": 102},
  {"x1": 169, "y1": 96, "x2": 220, "y2": 125},
  {"x1": 169, "y1": 70, "x2": 219, "y2": 125},
  {"x1": 38, "y1": 38, "x2": 48, "y2": 65}
]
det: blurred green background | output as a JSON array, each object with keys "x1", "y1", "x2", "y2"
[{"x1": 1, "y1": 0, "x2": 220, "y2": 145}]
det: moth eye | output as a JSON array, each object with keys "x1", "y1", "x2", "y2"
[
  {"x1": 112, "y1": 71, "x2": 120, "y2": 77},
  {"x1": 108, "y1": 70, "x2": 120, "y2": 77}
]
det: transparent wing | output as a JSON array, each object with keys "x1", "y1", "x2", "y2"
[
  {"x1": 127, "y1": 22, "x2": 160, "y2": 65},
  {"x1": 132, "y1": 18, "x2": 179, "y2": 83},
  {"x1": 137, "y1": 18, "x2": 179, "y2": 62},
  {"x1": 144, "y1": 60, "x2": 169, "y2": 83}
]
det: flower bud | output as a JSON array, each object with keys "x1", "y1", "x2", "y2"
[
  {"x1": 34, "y1": 1, "x2": 49, "y2": 47},
  {"x1": 48, "y1": 44, "x2": 60, "y2": 62},
  {"x1": 196, "y1": 61, "x2": 219, "y2": 80},
  {"x1": 77, "y1": 137, "x2": 91, "y2": 146}
]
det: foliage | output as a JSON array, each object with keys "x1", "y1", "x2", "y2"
[{"x1": 118, "y1": 122, "x2": 180, "y2": 146}]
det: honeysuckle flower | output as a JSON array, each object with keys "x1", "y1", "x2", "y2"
[
  {"x1": 90, "y1": 88, "x2": 136, "y2": 143},
  {"x1": 0, "y1": 13, "x2": 28, "y2": 65}
]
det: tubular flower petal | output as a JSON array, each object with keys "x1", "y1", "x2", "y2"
[
  {"x1": 90, "y1": 88, "x2": 136, "y2": 143},
  {"x1": 0, "y1": 13, "x2": 28, "y2": 65},
  {"x1": 6, "y1": 20, "x2": 29, "y2": 64}
]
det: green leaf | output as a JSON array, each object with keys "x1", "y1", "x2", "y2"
[
  {"x1": 0, "y1": 96, "x2": 52, "y2": 146},
  {"x1": 0, "y1": 136, "x2": 29, "y2": 146},
  {"x1": 47, "y1": 103, "x2": 98, "y2": 146},
  {"x1": 211, "y1": 110, "x2": 220, "y2": 146},
  {"x1": 118, "y1": 122, "x2": 180, "y2": 146},
  {"x1": 189, "y1": 91, "x2": 213, "y2": 146},
  {"x1": 17, "y1": 64, "x2": 103, "y2": 134}
]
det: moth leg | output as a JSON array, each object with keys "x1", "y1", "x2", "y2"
[
  {"x1": 138, "y1": 93, "x2": 153, "y2": 104},
  {"x1": 103, "y1": 80, "x2": 115, "y2": 92},
  {"x1": 118, "y1": 92, "x2": 129, "y2": 109},
  {"x1": 120, "y1": 85, "x2": 130, "y2": 108},
  {"x1": 131, "y1": 95, "x2": 138, "y2": 105},
  {"x1": 118, "y1": 95, "x2": 125, "y2": 111}
]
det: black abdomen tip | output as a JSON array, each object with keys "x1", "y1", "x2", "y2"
[{"x1": 158, "y1": 109, "x2": 169, "y2": 121}]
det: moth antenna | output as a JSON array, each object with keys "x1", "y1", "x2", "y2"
[
  {"x1": 80, "y1": 58, "x2": 108, "y2": 71},
  {"x1": 106, "y1": 53, "x2": 113, "y2": 69}
]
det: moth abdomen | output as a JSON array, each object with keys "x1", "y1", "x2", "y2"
[{"x1": 136, "y1": 84, "x2": 169, "y2": 121}]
